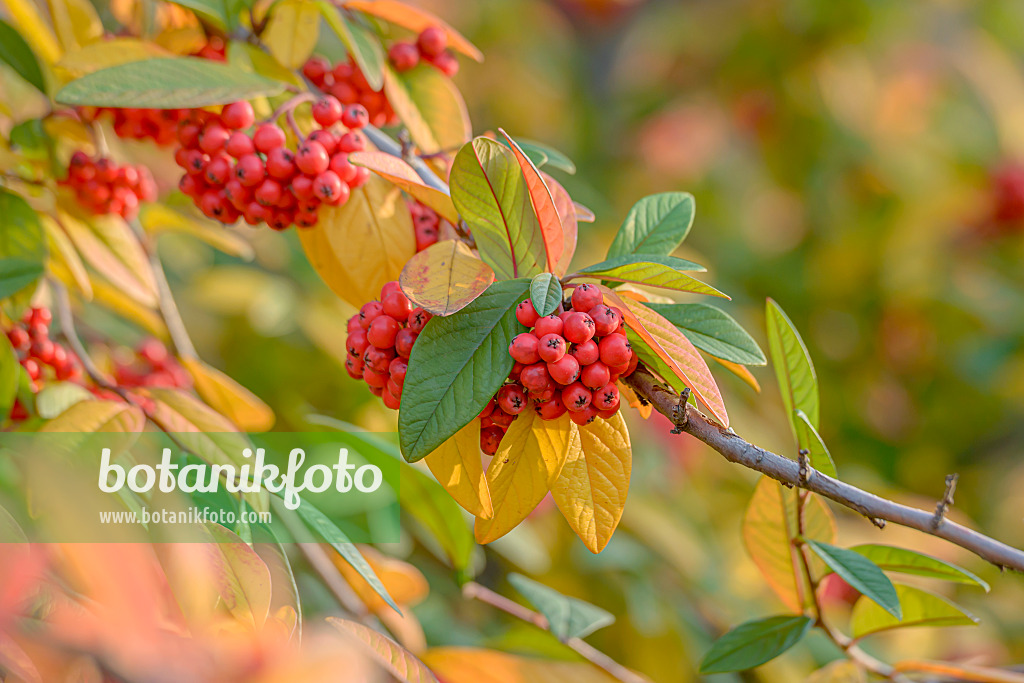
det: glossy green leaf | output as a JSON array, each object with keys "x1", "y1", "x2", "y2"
[
  {"x1": 607, "y1": 192, "x2": 695, "y2": 258},
  {"x1": 497, "y1": 136, "x2": 576, "y2": 174},
  {"x1": 850, "y1": 545, "x2": 989, "y2": 591},
  {"x1": 399, "y1": 279, "x2": 530, "y2": 462},
  {"x1": 579, "y1": 255, "x2": 726, "y2": 299},
  {"x1": 0, "y1": 334, "x2": 19, "y2": 421},
  {"x1": 318, "y1": 1, "x2": 384, "y2": 90},
  {"x1": 530, "y1": 272, "x2": 562, "y2": 317},
  {"x1": 508, "y1": 573, "x2": 614, "y2": 640},
  {"x1": 851, "y1": 584, "x2": 978, "y2": 639},
  {"x1": 699, "y1": 615, "x2": 813, "y2": 674},
  {"x1": 645, "y1": 302, "x2": 766, "y2": 365},
  {"x1": 806, "y1": 540, "x2": 900, "y2": 619},
  {"x1": 0, "y1": 189, "x2": 47, "y2": 301},
  {"x1": 793, "y1": 409, "x2": 837, "y2": 479},
  {"x1": 766, "y1": 298, "x2": 819, "y2": 439},
  {"x1": 450, "y1": 138, "x2": 546, "y2": 280},
  {"x1": 0, "y1": 19, "x2": 46, "y2": 92},
  {"x1": 55, "y1": 57, "x2": 285, "y2": 108}
]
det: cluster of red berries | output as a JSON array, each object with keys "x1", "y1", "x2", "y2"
[
  {"x1": 174, "y1": 99, "x2": 371, "y2": 229},
  {"x1": 78, "y1": 107, "x2": 190, "y2": 146},
  {"x1": 408, "y1": 200, "x2": 443, "y2": 251},
  {"x1": 345, "y1": 282, "x2": 432, "y2": 412},
  {"x1": 302, "y1": 57, "x2": 398, "y2": 128},
  {"x1": 5, "y1": 307, "x2": 82, "y2": 421},
  {"x1": 990, "y1": 163, "x2": 1024, "y2": 232},
  {"x1": 111, "y1": 339, "x2": 190, "y2": 389},
  {"x1": 387, "y1": 26, "x2": 459, "y2": 77},
  {"x1": 62, "y1": 152, "x2": 157, "y2": 219},
  {"x1": 191, "y1": 36, "x2": 227, "y2": 62}
]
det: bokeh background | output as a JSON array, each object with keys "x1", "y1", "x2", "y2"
[{"x1": 139, "y1": 0, "x2": 1024, "y2": 679}]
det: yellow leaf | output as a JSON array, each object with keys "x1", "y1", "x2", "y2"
[
  {"x1": 422, "y1": 647, "x2": 623, "y2": 683},
  {"x1": 88, "y1": 277, "x2": 169, "y2": 339},
  {"x1": 425, "y1": 419, "x2": 492, "y2": 519},
  {"x1": 328, "y1": 617, "x2": 439, "y2": 683},
  {"x1": 806, "y1": 660, "x2": 866, "y2": 683},
  {"x1": 153, "y1": 26, "x2": 207, "y2": 55},
  {"x1": 40, "y1": 216, "x2": 91, "y2": 298},
  {"x1": 1, "y1": 0, "x2": 61, "y2": 64},
  {"x1": 330, "y1": 545, "x2": 429, "y2": 613},
  {"x1": 61, "y1": 211, "x2": 158, "y2": 307},
  {"x1": 474, "y1": 411, "x2": 572, "y2": 544},
  {"x1": 39, "y1": 399, "x2": 145, "y2": 433},
  {"x1": 742, "y1": 477, "x2": 836, "y2": 612},
  {"x1": 551, "y1": 412, "x2": 631, "y2": 553},
  {"x1": 343, "y1": 0, "x2": 483, "y2": 61},
  {"x1": 46, "y1": 0, "x2": 102, "y2": 52},
  {"x1": 263, "y1": 0, "x2": 321, "y2": 69},
  {"x1": 616, "y1": 381, "x2": 651, "y2": 419},
  {"x1": 713, "y1": 356, "x2": 761, "y2": 393},
  {"x1": 399, "y1": 240, "x2": 495, "y2": 316},
  {"x1": 180, "y1": 356, "x2": 275, "y2": 432},
  {"x1": 206, "y1": 523, "x2": 273, "y2": 628},
  {"x1": 384, "y1": 64, "x2": 473, "y2": 155},
  {"x1": 54, "y1": 38, "x2": 172, "y2": 81},
  {"x1": 349, "y1": 151, "x2": 459, "y2": 223},
  {"x1": 299, "y1": 175, "x2": 416, "y2": 308},
  {"x1": 139, "y1": 203, "x2": 254, "y2": 260}
]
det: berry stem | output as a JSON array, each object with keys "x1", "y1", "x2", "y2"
[{"x1": 264, "y1": 93, "x2": 316, "y2": 128}]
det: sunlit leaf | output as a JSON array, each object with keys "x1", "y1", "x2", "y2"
[
  {"x1": 423, "y1": 647, "x2": 624, "y2": 683},
  {"x1": 508, "y1": 573, "x2": 614, "y2": 640},
  {"x1": 607, "y1": 192, "x2": 695, "y2": 258},
  {"x1": 529, "y1": 272, "x2": 562, "y2": 317},
  {"x1": 343, "y1": 0, "x2": 483, "y2": 61},
  {"x1": 206, "y1": 523, "x2": 273, "y2": 627},
  {"x1": 34, "y1": 381, "x2": 94, "y2": 419},
  {"x1": 850, "y1": 584, "x2": 978, "y2": 639},
  {"x1": 580, "y1": 255, "x2": 726, "y2": 299},
  {"x1": 0, "y1": 0, "x2": 61, "y2": 64},
  {"x1": 328, "y1": 617, "x2": 439, "y2": 682},
  {"x1": 318, "y1": 1, "x2": 384, "y2": 90},
  {"x1": 400, "y1": 240, "x2": 495, "y2": 316},
  {"x1": 699, "y1": 615, "x2": 813, "y2": 674},
  {"x1": 54, "y1": 38, "x2": 170, "y2": 80},
  {"x1": 331, "y1": 545, "x2": 428, "y2": 613},
  {"x1": 349, "y1": 151, "x2": 459, "y2": 223},
  {"x1": 47, "y1": 0, "x2": 102, "y2": 53},
  {"x1": 263, "y1": 0, "x2": 320, "y2": 68},
  {"x1": 0, "y1": 189, "x2": 47, "y2": 301},
  {"x1": 474, "y1": 411, "x2": 573, "y2": 544},
  {"x1": 139, "y1": 203, "x2": 254, "y2": 260},
  {"x1": 644, "y1": 302, "x2": 765, "y2": 366},
  {"x1": 425, "y1": 419, "x2": 492, "y2": 519},
  {"x1": 807, "y1": 660, "x2": 867, "y2": 683},
  {"x1": 181, "y1": 356, "x2": 275, "y2": 432},
  {"x1": 551, "y1": 413, "x2": 631, "y2": 553},
  {"x1": 806, "y1": 540, "x2": 900, "y2": 619},
  {"x1": 793, "y1": 409, "x2": 837, "y2": 479},
  {"x1": 141, "y1": 387, "x2": 253, "y2": 470},
  {"x1": 499, "y1": 130, "x2": 564, "y2": 273},
  {"x1": 40, "y1": 216, "x2": 91, "y2": 298},
  {"x1": 766, "y1": 298, "x2": 819, "y2": 437},
  {"x1": 713, "y1": 357, "x2": 761, "y2": 393},
  {"x1": 0, "y1": 19, "x2": 46, "y2": 92},
  {"x1": 509, "y1": 138, "x2": 576, "y2": 175},
  {"x1": 39, "y1": 399, "x2": 145, "y2": 433},
  {"x1": 385, "y1": 63, "x2": 472, "y2": 155},
  {"x1": 61, "y1": 212, "x2": 157, "y2": 306},
  {"x1": 0, "y1": 334, "x2": 20, "y2": 420},
  {"x1": 849, "y1": 545, "x2": 989, "y2": 591}
]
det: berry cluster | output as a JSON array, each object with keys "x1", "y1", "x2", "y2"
[
  {"x1": 78, "y1": 107, "x2": 190, "y2": 146},
  {"x1": 991, "y1": 163, "x2": 1024, "y2": 231},
  {"x1": 408, "y1": 200, "x2": 443, "y2": 251},
  {"x1": 388, "y1": 26, "x2": 459, "y2": 77},
  {"x1": 63, "y1": 152, "x2": 157, "y2": 219},
  {"x1": 302, "y1": 57, "x2": 398, "y2": 128},
  {"x1": 345, "y1": 282, "x2": 431, "y2": 411},
  {"x1": 174, "y1": 99, "x2": 370, "y2": 230},
  {"x1": 111, "y1": 339, "x2": 190, "y2": 389},
  {"x1": 5, "y1": 307, "x2": 82, "y2": 421}
]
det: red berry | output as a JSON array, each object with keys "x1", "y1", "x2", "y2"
[
  {"x1": 508, "y1": 333, "x2": 540, "y2": 364},
  {"x1": 417, "y1": 26, "x2": 447, "y2": 57},
  {"x1": 253, "y1": 124, "x2": 286, "y2": 153},
  {"x1": 623, "y1": 351, "x2": 639, "y2": 377},
  {"x1": 571, "y1": 284, "x2": 602, "y2": 313},
  {"x1": 388, "y1": 41, "x2": 420, "y2": 71},
  {"x1": 255, "y1": 179, "x2": 283, "y2": 206},
  {"x1": 204, "y1": 155, "x2": 232, "y2": 184},
  {"x1": 303, "y1": 56, "x2": 330, "y2": 82},
  {"x1": 490, "y1": 408, "x2": 515, "y2": 427},
  {"x1": 177, "y1": 123, "x2": 201, "y2": 149},
  {"x1": 221, "y1": 101, "x2": 255, "y2": 130},
  {"x1": 347, "y1": 329, "x2": 369, "y2": 357},
  {"x1": 588, "y1": 305, "x2": 621, "y2": 336},
  {"x1": 562, "y1": 382, "x2": 592, "y2": 413},
  {"x1": 382, "y1": 388, "x2": 401, "y2": 410},
  {"x1": 599, "y1": 335, "x2": 632, "y2": 367},
  {"x1": 516, "y1": 299, "x2": 539, "y2": 327},
  {"x1": 296, "y1": 141, "x2": 330, "y2": 175},
  {"x1": 569, "y1": 405, "x2": 597, "y2": 426},
  {"x1": 381, "y1": 281, "x2": 403, "y2": 299},
  {"x1": 295, "y1": 211, "x2": 318, "y2": 228},
  {"x1": 519, "y1": 363, "x2": 552, "y2": 392},
  {"x1": 537, "y1": 333, "x2": 567, "y2": 363},
  {"x1": 338, "y1": 132, "x2": 365, "y2": 153},
  {"x1": 382, "y1": 291, "x2": 412, "y2": 322},
  {"x1": 535, "y1": 396, "x2": 567, "y2": 420},
  {"x1": 7, "y1": 328, "x2": 29, "y2": 350},
  {"x1": 313, "y1": 170, "x2": 346, "y2": 203},
  {"x1": 367, "y1": 315, "x2": 400, "y2": 348},
  {"x1": 183, "y1": 149, "x2": 206, "y2": 175},
  {"x1": 350, "y1": 166, "x2": 370, "y2": 188},
  {"x1": 329, "y1": 154, "x2": 357, "y2": 183},
  {"x1": 363, "y1": 366, "x2": 389, "y2": 388},
  {"x1": 199, "y1": 123, "x2": 230, "y2": 154},
  {"x1": 395, "y1": 328, "x2": 417, "y2": 358},
  {"x1": 312, "y1": 96, "x2": 343, "y2": 127},
  {"x1": 508, "y1": 362, "x2": 524, "y2": 381},
  {"x1": 581, "y1": 361, "x2": 611, "y2": 390},
  {"x1": 593, "y1": 383, "x2": 620, "y2": 411},
  {"x1": 235, "y1": 154, "x2": 265, "y2": 187},
  {"x1": 363, "y1": 345, "x2": 395, "y2": 373},
  {"x1": 569, "y1": 339, "x2": 599, "y2": 366},
  {"x1": 408, "y1": 308, "x2": 432, "y2": 333},
  {"x1": 265, "y1": 147, "x2": 297, "y2": 179},
  {"x1": 308, "y1": 130, "x2": 338, "y2": 156},
  {"x1": 547, "y1": 354, "x2": 580, "y2": 386},
  {"x1": 389, "y1": 357, "x2": 408, "y2": 385},
  {"x1": 225, "y1": 131, "x2": 255, "y2": 158},
  {"x1": 481, "y1": 425, "x2": 504, "y2": 455},
  {"x1": 533, "y1": 315, "x2": 563, "y2": 338},
  {"x1": 496, "y1": 384, "x2": 527, "y2": 415},
  {"x1": 359, "y1": 301, "x2": 384, "y2": 329},
  {"x1": 345, "y1": 356, "x2": 364, "y2": 379},
  {"x1": 341, "y1": 104, "x2": 369, "y2": 129},
  {"x1": 563, "y1": 312, "x2": 596, "y2": 344}
]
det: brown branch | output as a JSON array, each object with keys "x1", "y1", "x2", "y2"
[{"x1": 623, "y1": 365, "x2": 1024, "y2": 573}]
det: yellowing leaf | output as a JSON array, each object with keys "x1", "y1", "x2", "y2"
[
  {"x1": 742, "y1": 477, "x2": 836, "y2": 612},
  {"x1": 498, "y1": 130, "x2": 563, "y2": 273},
  {"x1": 343, "y1": 0, "x2": 483, "y2": 61},
  {"x1": 425, "y1": 419, "x2": 492, "y2": 519},
  {"x1": 139, "y1": 203, "x2": 254, "y2": 260},
  {"x1": 422, "y1": 647, "x2": 623, "y2": 683},
  {"x1": 1, "y1": 0, "x2": 61, "y2": 64},
  {"x1": 40, "y1": 216, "x2": 91, "y2": 298},
  {"x1": 330, "y1": 545, "x2": 429, "y2": 613},
  {"x1": 850, "y1": 584, "x2": 978, "y2": 639},
  {"x1": 328, "y1": 617, "x2": 439, "y2": 683},
  {"x1": 474, "y1": 411, "x2": 573, "y2": 544},
  {"x1": 180, "y1": 356, "x2": 275, "y2": 432},
  {"x1": 263, "y1": 0, "x2": 320, "y2": 69},
  {"x1": 46, "y1": 0, "x2": 102, "y2": 52},
  {"x1": 54, "y1": 38, "x2": 171, "y2": 81},
  {"x1": 62, "y1": 212, "x2": 158, "y2": 307},
  {"x1": 400, "y1": 240, "x2": 495, "y2": 316},
  {"x1": 616, "y1": 381, "x2": 652, "y2": 419},
  {"x1": 807, "y1": 660, "x2": 867, "y2": 683},
  {"x1": 39, "y1": 399, "x2": 145, "y2": 433},
  {"x1": 89, "y1": 277, "x2": 169, "y2": 339},
  {"x1": 299, "y1": 176, "x2": 416, "y2": 308},
  {"x1": 551, "y1": 413, "x2": 631, "y2": 553},
  {"x1": 713, "y1": 357, "x2": 761, "y2": 393},
  {"x1": 385, "y1": 64, "x2": 473, "y2": 155},
  {"x1": 206, "y1": 523, "x2": 273, "y2": 628},
  {"x1": 349, "y1": 151, "x2": 459, "y2": 223}
]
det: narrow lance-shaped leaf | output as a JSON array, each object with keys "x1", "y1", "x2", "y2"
[
  {"x1": 508, "y1": 573, "x2": 615, "y2": 640},
  {"x1": 644, "y1": 302, "x2": 766, "y2": 366},
  {"x1": 805, "y1": 540, "x2": 900, "y2": 619},
  {"x1": 262, "y1": 0, "x2": 320, "y2": 69},
  {"x1": 0, "y1": 19, "x2": 46, "y2": 92},
  {"x1": 328, "y1": 617, "x2": 439, "y2": 683},
  {"x1": 793, "y1": 409, "x2": 837, "y2": 479},
  {"x1": 529, "y1": 272, "x2": 563, "y2": 317},
  {"x1": 317, "y1": 1, "x2": 384, "y2": 90},
  {"x1": 850, "y1": 584, "x2": 978, "y2": 639},
  {"x1": 511, "y1": 138, "x2": 576, "y2": 174},
  {"x1": 0, "y1": 334, "x2": 22, "y2": 420},
  {"x1": 545, "y1": 172, "x2": 578, "y2": 277},
  {"x1": 766, "y1": 298, "x2": 819, "y2": 437},
  {"x1": 384, "y1": 64, "x2": 472, "y2": 155},
  {"x1": 607, "y1": 192, "x2": 696, "y2": 258},
  {"x1": 699, "y1": 615, "x2": 814, "y2": 674},
  {"x1": 400, "y1": 240, "x2": 495, "y2": 316},
  {"x1": 0, "y1": 189, "x2": 47, "y2": 301},
  {"x1": 579, "y1": 254, "x2": 727, "y2": 299},
  {"x1": 850, "y1": 545, "x2": 989, "y2": 591},
  {"x1": 498, "y1": 129, "x2": 564, "y2": 272}
]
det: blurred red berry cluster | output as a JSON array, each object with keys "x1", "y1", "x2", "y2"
[
  {"x1": 62, "y1": 151, "x2": 157, "y2": 219},
  {"x1": 408, "y1": 199, "x2": 443, "y2": 251},
  {"x1": 5, "y1": 307, "x2": 82, "y2": 421},
  {"x1": 302, "y1": 57, "x2": 398, "y2": 128},
  {"x1": 77, "y1": 107, "x2": 190, "y2": 146},
  {"x1": 111, "y1": 339, "x2": 190, "y2": 389},
  {"x1": 174, "y1": 99, "x2": 371, "y2": 230},
  {"x1": 388, "y1": 26, "x2": 459, "y2": 77}
]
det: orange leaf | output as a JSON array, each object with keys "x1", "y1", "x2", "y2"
[
  {"x1": 497, "y1": 130, "x2": 563, "y2": 273},
  {"x1": 422, "y1": 647, "x2": 624, "y2": 683},
  {"x1": 180, "y1": 356, "x2": 275, "y2": 431},
  {"x1": 328, "y1": 617, "x2": 439, "y2": 683},
  {"x1": 343, "y1": 0, "x2": 483, "y2": 61},
  {"x1": 606, "y1": 290, "x2": 729, "y2": 427},
  {"x1": 349, "y1": 151, "x2": 459, "y2": 224},
  {"x1": 544, "y1": 172, "x2": 578, "y2": 276},
  {"x1": 712, "y1": 356, "x2": 761, "y2": 393},
  {"x1": 399, "y1": 240, "x2": 495, "y2": 316},
  {"x1": 616, "y1": 381, "x2": 652, "y2": 419},
  {"x1": 330, "y1": 545, "x2": 429, "y2": 614}
]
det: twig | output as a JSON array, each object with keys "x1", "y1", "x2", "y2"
[
  {"x1": 932, "y1": 473, "x2": 959, "y2": 530},
  {"x1": 623, "y1": 365, "x2": 1024, "y2": 572},
  {"x1": 463, "y1": 582, "x2": 650, "y2": 683},
  {"x1": 362, "y1": 125, "x2": 450, "y2": 193}
]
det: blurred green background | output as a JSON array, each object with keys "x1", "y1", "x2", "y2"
[{"x1": 150, "y1": 1, "x2": 1024, "y2": 679}]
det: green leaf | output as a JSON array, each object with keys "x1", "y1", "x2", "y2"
[
  {"x1": 850, "y1": 584, "x2": 978, "y2": 639},
  {"x1": 579, "y1": 255, "x2": 726, "y2": 299},
  {"x1": 508, "y1": 573, "x2": 614, "y2": 640},
  {"x1": 318, "y1": 2, "x2": 384, "y2": 90},
  {"x1": 499, "y1": 137, "x2": 576, "y2": 174},
  {"x1": 793, "y1": 409, "x2": 837, "y2": 479},
  {"x1": 399, "y1": 279, "x2": 530, "y2": 462},
  {"x1": 289, "y1": 497, "x2": 399, "y2": 614},
  {"x1": 805, "y1": 540, "x2": 900, "y2": 619},
  {"x1": 0, "y1": 189, "x2": 47, "y2": 301},
  {"x1": 699, "y1": 615, "x2": 813, "y2": 674},
  {"x1": 0, "y1": 19, "x2": 46, "y2": 92},
  {"x1": 850, "y1": 545, "x2": 989, "y2": 591},
  {"x1": 530, "y1": 272, "x2": 562, "y2": 317},
  {"x1": 766, "y1": 298, "x2": 819, "y2": 438},
  {"x1": 55, "y1": 57, "x2": 285, "y2": 109},
  {"x1": 644, "y1": 302, "x2": 766, "y2": 365},
  {"x1": 450, "y1": 138, "x2": 546, "y2": 280},
  {"x1": 384, "y1": 63, "x2": 471, "y2": 156},
  {"x1": 607, "y1": 192, "x2": 695, "y2": 258},
  {"x1": 0, "y1": 333, "x2": 19, "y2": 421},
  {"x1": 34, "y1": 381, "x2": 94, "y2": 419}
]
